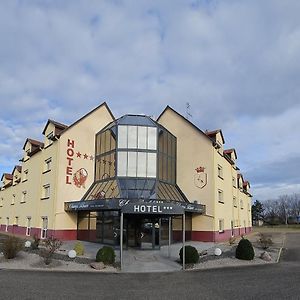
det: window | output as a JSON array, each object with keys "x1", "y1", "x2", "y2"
[
  {"x1": 44, "y1": 158, "x2": 52, "y2": 172},
  {"x1": 240, "y1": 199, "x2": 244, "y2": 209},
  {"x1": 5, "y1": 217, "x2": 9, "y2": 231},
  {"x1": 14, "y1": 216, "x2": 19, "y2": 226},
  {"x1": 232, "y1": 177, "x2": 236, "y2": 187},
  {"x1": 26, "y1": 217, "x2": 31, "y2": 236},
  {"x1": 233, "y1": 196, "x2": 237, "y2": 207},
  {"x1": 117, "y1": 152, "x2": 157, "y2": 178},
  {"x1": 46, "y1": 132, "x2": 54, "y2": 146},
  {"x1": 11, "y1": 194, "x2": 15, "y2": 205},
  {"x1": 117, "y1": 125, "x2": 157, "y2": 150},
  {"x1": 21, "y1": 191, "x2": 27, "y2": 203},
  {"x1": 217, "y1": 165, "x2": 223, "y2": 179},
  {"x1": 42, "y1": 184, "x2": 50, "y2": 199},
  {"x1": 218, "y1": 190, "x2": 224, "y2": 203},
  {"x1": 23, "y1": 169, "x2": 28, "y2": 181},
  {"x1": 41, "y1": 217, "x2": 48, "y2": 239},
  {"x1": 218, "y1": 219, "x2": 224, "y2": 233},
  {"x1": 0, "y1": 197, "x2": 3, "y2": 207}
]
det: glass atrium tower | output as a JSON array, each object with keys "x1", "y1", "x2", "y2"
[{"x1": 65, "y1": 115, "x2": 205, "y2": 249}]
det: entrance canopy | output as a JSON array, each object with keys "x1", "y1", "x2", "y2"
[{"x1": 65, "y1": 198, "x2": 205, "y2": 216}]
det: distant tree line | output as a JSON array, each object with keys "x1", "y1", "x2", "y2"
[{"x1": 252, "y1": 194, "x2": 300, "y2": 225}]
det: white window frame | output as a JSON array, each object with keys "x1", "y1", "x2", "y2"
[
  {"x1": 21, "y1": 191, "x2": 27, "y2": 203},
  {"x1": 23, "y1": 169, "x2": 28, "y2": 181},
  {"x1": 46, "y1": 132, "x2": 54, "y2": 146},
  {"x1": 11, "y1": 194, "x2": 15, "y2": 205},
  {"x1": 44, "y1": 158, "x2": 52, "y2": 172},
  {"x1": 217, "y1": 164, "x2": 223, "y2": 179},
  {"x1": 41, "y1": 217, "x2": 48, "y2": 239},
  {"x1": 26, "y1": 217, "x2": 31, "y2": 236},
  {"x1": 233, "y1": 196, "x2": 237, "y2": 207},
  {"x1": 218, "y1": 189, "x2": 224, "y2": 203},
  {"x1": 232, "y1": 176, "x2": 236, "y2": 187},
  {"x1": 42, "y1": 184, "x2": 50, "y2": 199},
  {"x1": 14, "y1": 216, "x2": 19, "y2": 226},
  {"x1": 5, "y1": 217, "x2": 9, "y2": 232},
  {"x1": 218, "y1": 219, "x2": 224, "y2": 233},
  {"x1": 240, "y1": 199, "x2": 244, "y2": 209}
]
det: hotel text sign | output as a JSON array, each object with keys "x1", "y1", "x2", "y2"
[{"x1": 122, "y1": 203, "x2": 184, "y2": 215}]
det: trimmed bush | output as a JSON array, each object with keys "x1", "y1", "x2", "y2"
[
  {"x1": 235, "y1": 238, "x2": 255, "y2": 260},
  {"x1": 179, "y1": 245, "x2": 199, "y2": 264},
  {"x1": 1, "y1": 236, "x2": 23, "y2": 259},
  {"x1": 74, "y1": 241, "x2": 84, "y2": 256},
  {"x1": 96, "y1": 246, "x2": 115, "y2": 265}
]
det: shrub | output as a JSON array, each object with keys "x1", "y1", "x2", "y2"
[
  {"x1": 179, "y1": 245, "x2": 199, "y2": 264},
  {"x1": 235, "y1": 238, "x2": 255, "y2": 260},
  {"x1": 74, "y1": 241, "x2": 84, "y2": 256},
  {"x1": 40, "y1": 236, "x2": 62, "y2": 265},
  {"x1": 229, "y1": 236, "x2": 236, "y2": 245},
  {"x1": 1, "y1": 236, "x2": 23, "y2": 259},
  {"x1": 258, "y1": 233, "x2": 273, "y2": 250},
  {"x1": 31, "y1": 235, "x2": 40, "y2": 250},
  {"x1": 96, "y1": 246, "x2": 115, "y2": 265}
]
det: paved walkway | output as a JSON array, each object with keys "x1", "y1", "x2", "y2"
[{"x1": 60, "y1": 240, "x2": 216, "y2": 272}]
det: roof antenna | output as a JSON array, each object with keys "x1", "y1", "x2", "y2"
[{"x1": 186, "y1": 102, "x2": 192, "y2": 120}]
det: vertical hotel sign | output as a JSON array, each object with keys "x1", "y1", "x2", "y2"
[{"x1": 66, "y1": 139, "x2": 75, "y2": 184}]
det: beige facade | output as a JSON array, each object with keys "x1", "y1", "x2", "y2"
[{"x1": 0, "y1": 103, "x2": 251, "y2": 242}]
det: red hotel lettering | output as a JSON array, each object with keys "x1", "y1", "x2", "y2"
[{"x1": 66, "y1": 139, "x2": 75, "y2": 184}]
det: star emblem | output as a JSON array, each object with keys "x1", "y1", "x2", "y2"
[
  {"x1": 90, "y1": 155, "x2": 94, "y2": 161},
  {"x1": 83, "y1": 154, "x2": 88, "y2": 159},
  {"x1": 76, "y1": 152, "x2": 82, "y2": 158}
]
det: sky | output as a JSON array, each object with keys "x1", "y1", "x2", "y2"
[{"x1": 0, "y1": 0, "x2": 300, "y2": 201}]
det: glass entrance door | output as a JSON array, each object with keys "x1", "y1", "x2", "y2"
[
  {"x1": 140, "y1": 218, "x2": 160, "y2": 250},
  {"x1": 126, "y1": 217, "x2": 160, "y2": 250}
]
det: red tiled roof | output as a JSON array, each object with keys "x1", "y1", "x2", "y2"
[
  {"x1": 42, "y1": 119, "x2": 68, "y2": 135},
  {"x1": 23, "y1": 138, "x2": 44, "y2": 150},
  {"x1": 205, "y1": 129, "x2": 225, "y2": 144},
  {"x1": 1, "y1": 173, "x2": 13, "y2": 181}
]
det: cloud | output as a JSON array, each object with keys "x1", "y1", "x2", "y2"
[{"x1": 0, "y1": 0, "x2": 300, "y2": 199}]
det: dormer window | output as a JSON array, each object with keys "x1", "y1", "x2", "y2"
[{"x1": 46, "y1": 132, "x2": 54, "y2": 146}]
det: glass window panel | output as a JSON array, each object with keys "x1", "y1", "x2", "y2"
[
  {"x1": 127, "y1": 152, "x2": 137, "y2": 177},
  {"x1": 100, "y1": 132, "x2": 105, "y2": 154},
  {"x1": 137, "y1": 152, "x2": 147, "y2": 177},
  {"x1": 158, "y1": 131, "x2": 164, "y2": 152},
  {"x1": 163, "y1": 131, "x2": 168, "y2": 154},
  {"x1": 138, "y1": 126, "x2": 147, "y2": 149},
  {"x1": 167, "y1": 133, "x2": 172, "y2": 156},
  {"x1": 171, "y1": 136, "x2": 176, "y2": 158},
  {"x1": 158, "y1": 153, "x2": 163, "y2": 180},
  {"x1": 118, "y1": 126, "x2": 127, "y2": 148},
  {"x1": 110, "y1": 129, "x2": 116, "y2": 150},
  {"x1": 128, "y1": 126, "x2": 137, "y2": 149},
  {"x1": 147, "y1": 127, "x2": 157, "y2": 150},
  {"x1": 96, "y1": 134, "x2": 101, "y2": 156},
  {"x1": 167, "y1": 156, "x2": 172, "y2": 182},
  {"x1": 171, "y1": 158, "x2": 176, "y2": 183},
  {"x1": 117, "y1": 151, "x2": 127, "y2": 176},
  {"x1": 147, "y1": 153, "x2": 157, "y2": 178},
  {"x1": 104, "y1": 130, "x2": 111, "y2": 152},
  {"x1": 162, "y1": 154, "x2": 167, "y2": 181}
]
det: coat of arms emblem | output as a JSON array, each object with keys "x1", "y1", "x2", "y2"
[{"x1": 194, "y1": 166, "x2": 207, "y2": 189}]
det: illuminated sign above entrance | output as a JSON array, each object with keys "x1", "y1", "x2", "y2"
[{"x1": 121, "y1": 203, "x2": 184, "y2": 215}]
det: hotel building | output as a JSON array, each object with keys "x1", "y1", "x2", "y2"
[{"x1": 0, "y1": 102, "x2": 252, "y2": 248}]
